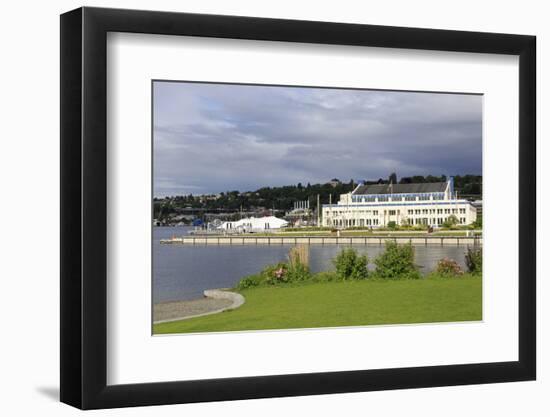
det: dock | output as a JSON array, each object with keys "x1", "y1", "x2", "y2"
[{"x1": 160, "y1": 235, "x2": 482, "y2": 246}]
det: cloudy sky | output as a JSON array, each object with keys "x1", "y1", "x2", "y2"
[{"x1": 153, "y1": 81, "x2": 482, "y2": 197}]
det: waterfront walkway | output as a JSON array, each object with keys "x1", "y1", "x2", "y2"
[
  {"x1": 153, "y1": 289, "x2": 245, "y2": 324},
  {"x1": 160, "y1": 235, "x2": 482, "y2": 246}
]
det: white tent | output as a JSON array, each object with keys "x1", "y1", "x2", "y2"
[{"x1": 219, "y1": 216, "x2": 288, "y2": 232}]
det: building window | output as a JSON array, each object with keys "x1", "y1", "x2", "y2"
[{"x1": 389, "y1": 210, "x2": 396, "y2": 215}]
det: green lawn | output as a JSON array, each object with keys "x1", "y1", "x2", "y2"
[
  {"x1": 153, "y1": 277, "x2": 482, "y2": 334},
  {"x1": 250, "y1": 230, "x2": 481, "y2": 237}
]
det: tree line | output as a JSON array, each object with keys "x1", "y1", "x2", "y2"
[{"x1": 154, "y1": 173, "x2": 482, "y2": 217}]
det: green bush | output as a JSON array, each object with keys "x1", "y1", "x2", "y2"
[
  {"x1": 332, "y1": 248, "x2": 369, "y2": 280},
  {"x1": 442, "y1": 215, "x2": 460, "y2": 229},
  {"x1": 410, "y1": 224, "x2": 428, "y2": 231},
  {"x1": 465, "y1": 247, "x2": 482, "y2": 274},
  {"x1": 284, "y1": 227, "x2": 333, "y2": 232},
  {"x1": 286, "y1": 262, "x2": 311, "y2": 282},
  {"x1": 263, "y1": 263, "x2": 291, "y2": 285},
  {"x1": 400, "y1": 221, "x2": 413, "y2": 229},
  {"x1": 435, "y1": 258, "x2": 464, "y2": 276},
  {"x1": 374, "y1": 241, "x2": 419, "y2": 279},
  {"x1": 235, "y1": 274, "x2": 264, "y2": 290},
  {"x1": 473, "y1": 215, "x2": 482, "y2": 229},
  {"x1": 387, "y1": 221, "x2": 397, "y2": 230}
]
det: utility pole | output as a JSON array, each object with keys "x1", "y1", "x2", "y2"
[{"x1": 329, "y1": 194, "x2": 332, "y2": 227}]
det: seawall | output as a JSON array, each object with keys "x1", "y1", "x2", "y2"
[{"x1": 160, "y1": 235, "x2": 482, "y2": 246}]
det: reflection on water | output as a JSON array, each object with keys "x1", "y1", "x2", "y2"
[{"x1": 153, "y1": 226, "x2": 476, "y2": 303}]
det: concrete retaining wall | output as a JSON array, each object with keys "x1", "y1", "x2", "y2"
[{"x1": 160, "y1": 235, "x2": 482, "y2": 246}]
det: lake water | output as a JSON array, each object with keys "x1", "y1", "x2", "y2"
[{"x1": 153, "y1": 226, "x2": 475, "y2": 303}]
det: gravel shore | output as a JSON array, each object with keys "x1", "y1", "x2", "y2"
[{"x1": 154, "y1": 297, "x2": 233, "y2": 322}]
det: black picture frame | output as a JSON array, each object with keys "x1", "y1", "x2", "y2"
[{"x1": 60, "y1": 6, "x2": 536, "y2": 410}]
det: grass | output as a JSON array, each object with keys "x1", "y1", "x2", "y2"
[{"x1": 153, "y1": 275, "x2": 482, "y2": 334}]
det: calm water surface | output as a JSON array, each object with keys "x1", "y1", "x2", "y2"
[{"x1": 153, "y1": 226, "x2": 474, "y2": 303}]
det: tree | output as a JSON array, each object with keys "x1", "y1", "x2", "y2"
[
  {"x1": 473, "y1": 214, "x2": 482, "y2": 228},
  {"x1": 389, "y1": 172, "x2": 397, "y2": 184},
  {"x1": 443, "y1": 214, "x2": 459, "y2": 228}
]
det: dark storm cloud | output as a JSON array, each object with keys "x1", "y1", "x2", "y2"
[{"x1": 153, "y1": 82, "x2": 482, "y2": 197}]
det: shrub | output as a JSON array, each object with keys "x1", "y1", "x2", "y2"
[
  {"x1": 332, "y1": 248, "x2": 369, "y2": 280},
  {"x1": 410, "y1": 224, "x2": 428, "y2": 231},
  {"x1": 263, "y1": 263, "x2": 290, "y2": 285},
  {"x1": 442, "y1": 214, "x2": 460, "y2": 229},
  {"x1": 237, "y1": 245, "x2": 314, "y2": 288},
  {"x1": 374, "y1": 241, "x2": 419, "y2": 279},
  {"x1": 286, "y1": 262, "x2": 311, "y2": 282},
  {"x1": 235, "y1": 274, "x2": 263, "y2": 290},
  {"x1": 400, "y1": 219, "x2": 412, "y2": 228},
  {"x1": 285, "y1": 226, "x2": 333, "y2": 232},
  {"x1": 473, "y1": 215, "x2": 482, "y2": 229},
  {"x1": 435, "y1": 258, "x2": 464, "y2": 276},
  {"x1": 465, "y1": 247, "x2": 482, "y2": 274},
  {"x1": 387, "y1": 221, "x2": 397, "y2": 230}
]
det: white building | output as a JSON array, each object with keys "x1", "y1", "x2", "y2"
[
  {"x1": 218, "y1": 216, "x2": 289, "y2": 232},
  {"x1": 322, "y1": 178, "x2": 477, "y2": 228}
]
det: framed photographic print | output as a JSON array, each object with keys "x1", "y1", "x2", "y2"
[{"x1": 60, "y1": 7, "x2": 536, "y2": 409}]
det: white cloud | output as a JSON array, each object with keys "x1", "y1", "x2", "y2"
[{"x1": 153, "y1": 82, "x2": 482, "y2": 196}]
